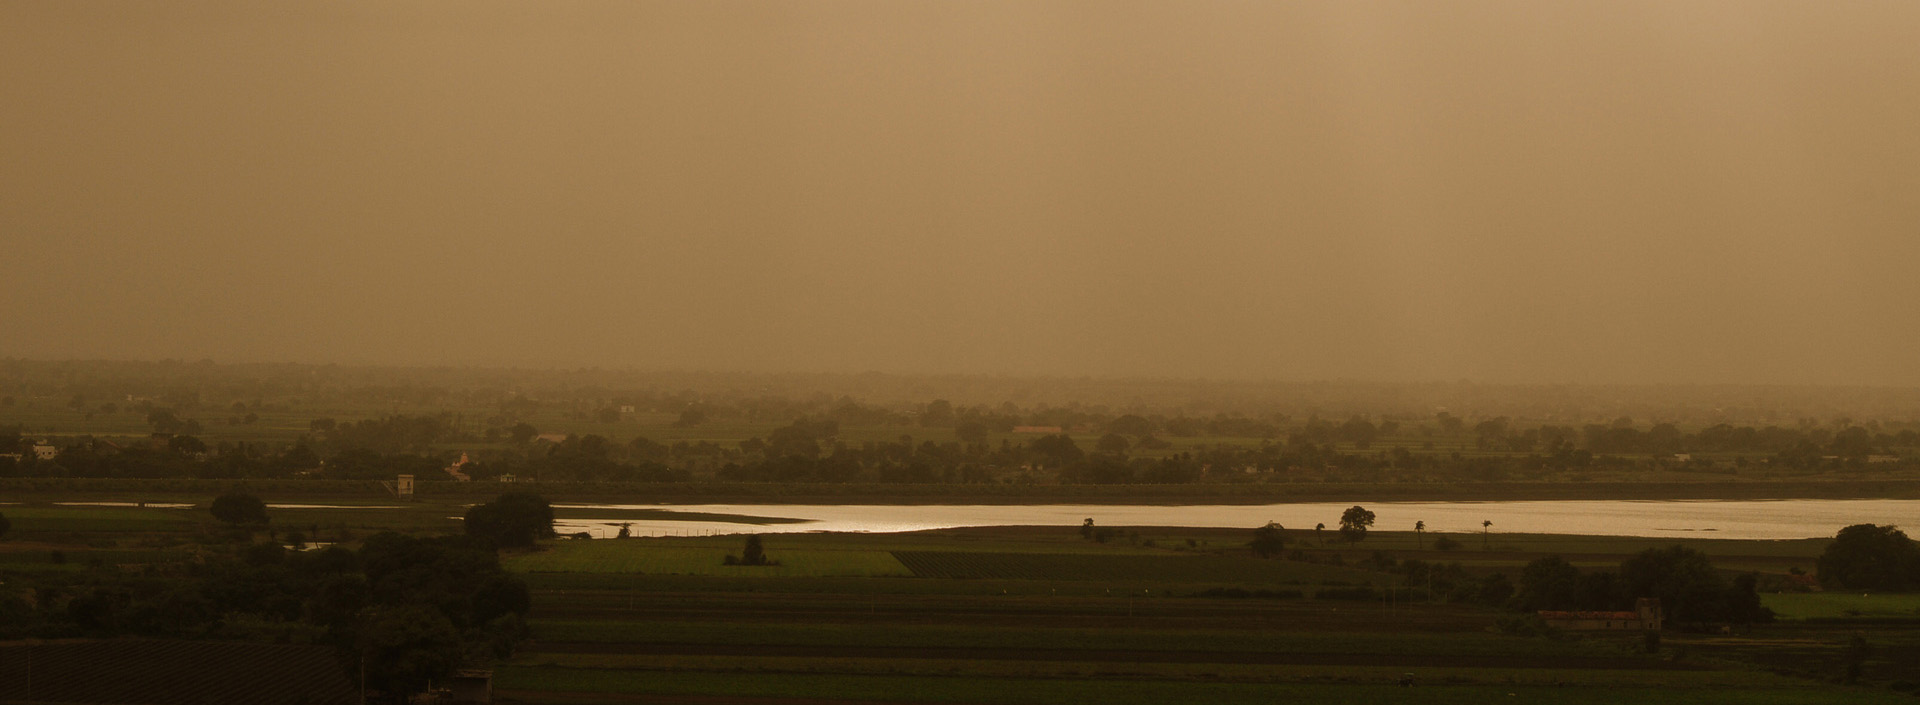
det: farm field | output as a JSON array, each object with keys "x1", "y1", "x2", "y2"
[
  {"x1": 3, "y1": 488, "x2": 1918, "y2": 703},
  {"x1": 488, "y1": 525, "x2": 1916, "y2": 704}
]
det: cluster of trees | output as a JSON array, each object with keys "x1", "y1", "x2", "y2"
[
  {"x1": 1513, "y1": 547, "x2": 1771, "y2": 624},
  {"x1": 1817, "y1": 524, "x2": 1920, "y2": 591},
  {"x1": 5, "y1": 404, "x2": 1916, "y2": 486},
  {"x1": 0, "y1": 492, "x2": 553, "y2": 699}
]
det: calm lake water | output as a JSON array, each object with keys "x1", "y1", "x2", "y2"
[{"x1": 552, "y1": 499, "x2": 1920, "y2": 540}]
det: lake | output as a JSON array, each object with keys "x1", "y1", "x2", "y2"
[{"x1": 552, "y1": 499, "x2": 1918, "y2": 540}]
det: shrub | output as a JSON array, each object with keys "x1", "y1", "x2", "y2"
[{"x1": 209, "y1": 493, "x2": 268, "y2": 526}]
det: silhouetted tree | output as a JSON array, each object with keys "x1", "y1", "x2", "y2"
[
  {"x1": 463, "y1": 492, "x2": 554, "y2": 549},
  {"x1": 1251, "y1": 522, "x2": 1287, "y2": 558},
  {"x1": 210, "y1": 492, "x2": 268, "y2": 526},
  {"x1": 725, "y1": 535, "x2": 776, "y2": 566},
  {"x1": 1817, "y1": 524, "x2": 1920, "y2": 591},
  {"x1": 1339, "y1": 506, "x2": 1375, "y2": 545}
]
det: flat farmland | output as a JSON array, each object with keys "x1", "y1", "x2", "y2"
[
  {"x1": 492, "y1": 526, "x2": 1914, "y2": 704},
  {"x1": 506, "y1": 540, "x2": 911, "y2": 577},
  {"x1": 891, "y1": 550, "x2": 1382, "y2": 583}
]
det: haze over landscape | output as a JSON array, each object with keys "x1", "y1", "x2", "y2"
[
  {"x1": 11, "y1": 4, "x2": 1920, "y2": 704},
  {"x1": 6, "y1": 0, "x2": 1919, "y2": 384}
]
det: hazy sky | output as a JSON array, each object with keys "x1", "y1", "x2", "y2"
[{"x1": 4, "y1": 1, "x2": 1917, "y2": 384}]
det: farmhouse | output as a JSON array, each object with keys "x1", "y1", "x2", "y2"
[{"x1": 1539, "y1": 598, "x2": 1663, "y2": 631}]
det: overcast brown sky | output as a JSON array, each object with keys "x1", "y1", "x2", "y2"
[{"x1": 3, "y1": 1, "x2": 1917, "y2": 384}]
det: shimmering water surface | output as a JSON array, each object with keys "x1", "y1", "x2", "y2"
[{"x1": 553, "y1": 499, "x2": 1919, "y2": 540}]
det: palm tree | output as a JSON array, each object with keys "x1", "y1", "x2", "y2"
[
  {"x1": 1481, "y1": 520, "x2": 1493, "y2": 551},
  {"x1": 1314, "y1": 522, "x2": 1326, "y2": 545},
  {"x1": 1415, "y1": 520, "x2": 1426, "y2": 550}
]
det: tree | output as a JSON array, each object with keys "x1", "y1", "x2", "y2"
[
  {"x1": 1314, "y1": 523, "x2": 1326, "y2": 545},
  {"x1": 955, "y1": 420, "x2": 990, "y2": 444},
  {"x1": 1029, "y1": 434, "x2": 1084, "y2": 468},
  {"x1": 1516, "y1": 555, "x2": 1583, "y2": 610},
  {"x1": 1250, "y1": 522, "x2": 1287, "y2": 558},
  {"x1": 209, "y1": 493, "x2": 268, "y2": 526},
  {"x1": 463, "y1": 493, "x2": 554, "y2": 549},
  {"x1": 1415, "y1": 520, "x2": 1425, "y2": 550},
  {"x1": 725, "y1": 534, "x2": 775, "y2": 566},
  {"x1": 0, "y1": 511, "x2": 9, "y2": 540},
  {"x1": 1482, "y1": 520, "x2": 1493, "y2": 551},
  {"x1": 1080, "y1": 518, "x2": 1096, "y2": 540},
  {"x1": 357, "y1": 605, "x2": 462, "y2": 697},
  {"x1": 1109, "y1": 414, "x2": 1154, "y2": 438},
  {"x1": 1817, "y1": 524, "x2": 1920, "y2": 591},
  {"x1": 920, "y1": 399, "x2": 954, "y2": 427},
  {"x1": 1338, "y1": 506, "x2": 1375, "y2": 545},
  {"x1": 1095, "y1": 433, "x2": 1131, "y2": 454},
  {"x1": 1619, "y1": 545, "x2": 1738, "y2": 623},
  {"x1": 674, "y1": 406, "x2": 708, "y2": 427},
  {"x1": 508, "y1": 422, "x2": 539, "y2": 444}
]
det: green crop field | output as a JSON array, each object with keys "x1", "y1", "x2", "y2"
[{"x1": 890, "y1": 550, "x2": 1383, "y2": 584}]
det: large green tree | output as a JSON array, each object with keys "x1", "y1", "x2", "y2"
[
  {"x1": 1619, "y1": 545, "x2": 1769, "y2": 623},
  {"x1": 1817, "y1": 524, "x2": 1920, "y2": 591},
  {"x1": 463, "y1": 493, "x2": 555, "y2": 549},
  {"x1": 1250, "y1": 522, "x2": 1287, "y2": 558},
  {"x1": 1338, "y1": 505, "x2": 1375, "y2": 545},
  {"x1": 209, "y1": 492, "x2": 268, "y2": 526}
]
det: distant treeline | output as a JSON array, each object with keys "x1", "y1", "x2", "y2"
[
  {"x1": 4, "y1": 411, "x2": 1914, "y2": 484},
  {"x1": 10, "y1": 358, "x2": 1920, "y2": 429}
]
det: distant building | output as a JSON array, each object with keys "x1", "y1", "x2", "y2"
[
  {"x1": 535, "y1": 433, "x2": 569, "y2": 444},
  {"x1": 445, "y1": 452, "x2": 473, "y2": 481},
  {"x1": 1012, "y1": 426, "x2": 1063, "y2": 434},
  {"x1": 395, "y1": 474, "x2": 414, "y2": 498},
  {"x1": 1539, "y1": 598, "x2": 1662, "y2": 631},
  {"x1": 31, "y1": 444, "x2": 58, "y2": 461},
  {"x1": 1868, "y1": 455, "x2": 1900, "y2": 463},
  {"x1": 618, "y1": 405, "x2": 636, "y2": 414},
  {"x1": 1672, "y1": 453, "x2": 1691, "y2": 462},
  {"x1": 498, "y1": 473, "x2": 518, "y2": 483}
]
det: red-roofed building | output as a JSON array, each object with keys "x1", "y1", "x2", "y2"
[{"x1": 1539, "y1": 598, "x2": 1662, "y2": 631}]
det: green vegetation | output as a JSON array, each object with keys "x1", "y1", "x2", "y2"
[
  {"x1": 1816, "y1": 523, "x2": 1920, "y2": 590},
  {"x1": 5, "y1": 360, "x2": 1918, "y2": 498},
  {"x1": 209, "y1": 492, "x2": 267, "y2": 526}
]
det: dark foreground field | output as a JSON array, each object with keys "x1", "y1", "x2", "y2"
[
  {"x1": 489, "y1": 526, "x2": 1917, "y2": 705},
  {"x1": 2, "y1": 494, "x2": 1916, "y2": 704}
]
